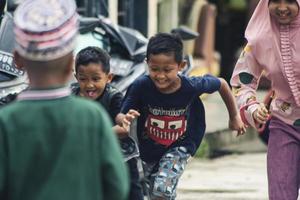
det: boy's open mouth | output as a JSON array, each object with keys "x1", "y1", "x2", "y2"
[{"x1": 86, "y1": 90, "x2": 97, "y2": 98}]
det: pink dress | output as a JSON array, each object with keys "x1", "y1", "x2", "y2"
[{"x1": 230, "y1": 0, "x2": 300, "y2": 129}]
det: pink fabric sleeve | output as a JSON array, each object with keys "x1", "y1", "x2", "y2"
[{"x1": 230, "y1": 44, "x2": 264, "y2": 128}]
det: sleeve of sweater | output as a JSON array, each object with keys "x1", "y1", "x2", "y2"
[
  {"x1": 230, "y1": 44, "x2": 264, "y2": 128},
  {"x1": 109, "y1": 91, "x2": 124, "y2": 123}
]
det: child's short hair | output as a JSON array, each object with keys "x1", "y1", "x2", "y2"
[
  {"x1": 146, "y1": 33, "x2": 183, "y2": 64},
  {"x1": 75, "y1": 46, "x2": 111, "y2": 74}
]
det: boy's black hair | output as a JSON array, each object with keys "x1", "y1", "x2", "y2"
[
  {"x1": 146, "y1": 33, "x2": 183, "y2": 64},
  {"x1": 75, "y1": 46, "x2": 110, "y2": 74}
]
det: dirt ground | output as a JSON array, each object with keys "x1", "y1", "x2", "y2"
[{"x1": 177, "y1": 153, "x2": 268, "y2": 200}]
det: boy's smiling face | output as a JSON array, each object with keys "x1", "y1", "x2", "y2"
[
  {"x1": 147, "y1": 53, "x2": 185, "y2": 94},
  {"x1": 76, "y1": 63, "x2": 112, "y2": 100}
]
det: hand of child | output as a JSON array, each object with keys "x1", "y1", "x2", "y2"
[
  {"x1": 253, "y1": 103, "x2": 269, "y2": 125},
  {"x1": 229, "y1": 114, "x2": 247, "y2": 136},
  {"x1": 121, "y1": 109, "x2": 140, "y2": 132}
]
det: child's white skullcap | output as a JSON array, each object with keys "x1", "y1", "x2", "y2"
[{"x1": 14, "y1": 0, "x2": 79, "y2": 61}]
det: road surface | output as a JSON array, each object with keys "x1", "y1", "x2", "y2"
[{"x1": 177, "y1": 153, "x2": 268, "y2": 200}]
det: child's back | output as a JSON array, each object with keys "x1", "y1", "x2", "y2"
[{"x1": 0, "y1": 94, "x2": 127, "y2": 200}]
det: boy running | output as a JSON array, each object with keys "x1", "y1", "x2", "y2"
[
  {"x1": 72, "y1": 46, "x2": 143, "y2": 200},
  {"x1": 117, "y1": 33, "x2": 245, "y2": 200}
]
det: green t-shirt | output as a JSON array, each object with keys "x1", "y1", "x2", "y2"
[{"x1": 0, "y1": 95, "x2": 129, "y2": 200}]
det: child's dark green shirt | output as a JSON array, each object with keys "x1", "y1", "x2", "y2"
[{"x1": 0, "y1": 89, "x2": 129, "y2": 200}]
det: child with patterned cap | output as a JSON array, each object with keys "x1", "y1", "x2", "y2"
[{"x1": 0, "y1": 0, "x2": 129, "y2": 200}]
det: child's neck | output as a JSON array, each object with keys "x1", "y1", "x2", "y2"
[
  {"x1": 28, "y1": 75, "x2": 71, "y2": 89},
  {"x1": 158, "y1": 76, "x2": 181, "y2": 94}
]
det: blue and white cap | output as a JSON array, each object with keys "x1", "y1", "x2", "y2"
[{"x1": 14, "y1": 0, "x2": 79, "y2": 61}]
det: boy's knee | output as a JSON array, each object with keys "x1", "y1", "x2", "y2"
[
  {"x1": 147, "y1": 147, "x2": 191, "y2": 199},
  {"x1": 149, "y1": 162, "x2": 180, "y2": 199},
  {"x1": 151, "y1": 179, "x2": 175, "y2": 200}
]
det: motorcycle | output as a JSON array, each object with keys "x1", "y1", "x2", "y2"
[{"x1": 0, "y1": 11, "x2": 28, "y2": 101}]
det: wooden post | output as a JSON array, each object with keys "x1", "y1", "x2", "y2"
[
  {"x1": 148, "y1": 0, "x2": 157, "y2": 37},
  {"x1": 108, "y1": 0, "x2": 118, "y2": 24},
  {"x1": 157, "y1": 0, "x2": 178, "y2": 33}
]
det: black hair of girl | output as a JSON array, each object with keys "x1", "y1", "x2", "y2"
[
  {"x1": 75, "y1": 46, "x2": 111, "y2": 74},
  {"x1": 146, "y1": 33, "x2": 183, "y2": 64}
]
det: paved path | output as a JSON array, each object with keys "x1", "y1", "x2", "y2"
[{"x1": 177, "y1": 153, "x2": 268, "y2": 200}]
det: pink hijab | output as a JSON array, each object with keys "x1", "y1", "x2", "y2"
[{"x1": 245, "y1": 0, "x2": 300, "y2": 106}]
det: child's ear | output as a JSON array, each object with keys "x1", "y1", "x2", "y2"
[
  {"x1": 13, "y1": 51, "x2": 25, "y2": 70},
  {"x1": 107, "y1": 73, "x2": 114, "y2": 83},
  {"x1": 179, "y1": 60, "x2": 187, "y2": 71}
]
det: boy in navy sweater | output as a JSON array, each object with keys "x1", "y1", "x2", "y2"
[{"x1": 117, "y1": 33, "x2": 245, "y2": 199}]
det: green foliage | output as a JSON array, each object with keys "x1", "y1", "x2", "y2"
[{"x1": 194, "y1": 139, "x2": 210, "y2": 158}]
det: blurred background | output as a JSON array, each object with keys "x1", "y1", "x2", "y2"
[
  {"x1": 72, "y1": 0, "x2": 260, "y2": 82},
  {"x1": 1, "y1": 0, "x2": 263, "y2": 95},
  {"x1": 1, "y1": 0, "x2": 260, "y2": 81}
]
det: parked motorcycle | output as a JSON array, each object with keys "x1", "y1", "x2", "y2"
[{"x1": 0, "y1": 11, "x2": 28, "y2": 101}]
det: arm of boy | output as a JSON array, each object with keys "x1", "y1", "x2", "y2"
[
  {"x1": 112, "y1": 125, "x2": 129, "y2": 138},
  {"x1": 115, "y1": 109, "x2": 140, "y2": 132},
  {"x1": 218, "y1": 78, "x2": 247, "y2": 136}
]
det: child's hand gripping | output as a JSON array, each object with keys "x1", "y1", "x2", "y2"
[
  {"x1": 121, "y1": 109, "x2": 140, "y2": 132},
  {"x1": 229, "y1": 114, "x2": 247, "y2": 136},
  {"x1": 253, "y1": 103, "x2": 270, "y2": 127}
]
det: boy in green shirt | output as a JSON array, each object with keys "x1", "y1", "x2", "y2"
[{"x1": 0, "y1": 0, "x2": 129, "y2": 200}]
